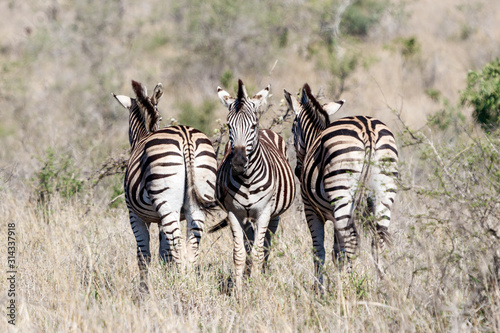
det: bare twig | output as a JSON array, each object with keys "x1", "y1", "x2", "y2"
[
  {"x1": 110, "y1": 193, "x2": 125, "y2": 205},
  {"x1": 89, "y1": 152, "x2": 128, "y2": 187},
  {"x1": 426, "y1": 137, "x2": 466, "y2": 199}
]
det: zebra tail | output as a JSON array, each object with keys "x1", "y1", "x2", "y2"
[
  {"x1": 354, "y1": 143, "x2": 390, "y2": 243},
  {"x1": 207, "y1": 218, "x2": 229, "y2": 233},
  {"x1": 350, "y1": 146, "x2": 374, "y2": 227},
  {"x1": 183, "y1": 144, "x2": 218, "y2": 215}
]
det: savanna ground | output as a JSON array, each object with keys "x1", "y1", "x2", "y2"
[{"x1": 1, "y1": 0, "x2": 499, "y2": 331}]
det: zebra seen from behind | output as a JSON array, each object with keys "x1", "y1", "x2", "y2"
[
  {"x1": 113, "y1": 80, "x2": 217, "y2": 291},
  {"x1": 211, "y1": 79, "x2": 296, "y2": 293},
  {"x1": 284, "y1": 84, "x2": 398, "y2": 289}
]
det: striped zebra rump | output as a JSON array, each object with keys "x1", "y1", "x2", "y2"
[
  {"x1": 315, "y1": 116, "x2": 398, "y2": 254},
  {"x1": 113, "y1": 80, "x2": 217, "y2": 291},
  {"x1": 284, "y1": 83, "x2": 398, "y2": 287},
  {"x1": 126, "y1": 126, "x2": 216, "y2": 221}
]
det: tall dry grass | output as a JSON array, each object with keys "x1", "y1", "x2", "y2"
[{"x1": 2, "y1": 130, "x2": 499, "y2": 331}]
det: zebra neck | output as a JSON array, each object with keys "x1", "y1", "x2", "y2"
[
  {"x1": 305, "y1": 127, "x2": 322, "y2": 153},
  {"x1": 129, "y1": 109, "x2": 148, "y2": 150}
]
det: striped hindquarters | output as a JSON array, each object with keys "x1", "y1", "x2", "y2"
[
  {"x1": 303, "y1": 116, "x2": 398, "y2": 256},
  {"x1": 125, "y1": 125, "x2": 217, "y2": 222}
]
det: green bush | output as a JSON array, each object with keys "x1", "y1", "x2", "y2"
[
  {"x1": 177, "y1": 99, "x2": 218, "y2": 135},
  {"x1": 34, "y1": 148, "x2": 84, "y2": 205},
  {"x1": 460, "y1": 58, "x2": 500, "y2": 132},
  {"x1": 425, "y1": 89, "x2": 466, "y2": 132},
  {"x1": 220, "y1": 70, "x2": 234, "y2": 91},
  {"x1": 398, "y1": 36, "x2": 421, "y2": 59},
  {"x1": 341, "y1": 0, "x2": 387, "y2": 37}
]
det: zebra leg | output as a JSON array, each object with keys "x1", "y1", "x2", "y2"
[
  {"x1": 251, "y1": 210, "x2": 273, "y2": 276},
  {"x1": 243, "y1": 218, "x2": 255, "y2": 278},
  {"x1": 263, "y1": 216, "x2": 279, "y2": 272},
  {"x1": 370, "y1": 173, "x2": 396, "y2": 249},
  {"x1": 330, "y1": 192, "x2": 360, "y2": 269},
  {"x1": 305, "y1": 207, "x2": 326, "y2": 290},
  {"x1": 369, "y1": 164, "x2": 397, "y2": 275},
  {"x1": 184, "y1": 201, "x2": 205, "y2": 268},
  {"x1": 130, "y1": 212, "x2": 151, "y2": 292},
  {"x1": 158, "y1": 207, "x2": 183, "y2": 267},
  {"x1": 227, "y1": 211, "x2": 246, "y2": 295}
]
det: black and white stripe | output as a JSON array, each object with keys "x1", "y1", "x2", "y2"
[
  {"x1": 113, "y1": 80, "x2": 217, "y2": 290},
  {"x1": 284, "y1": 84, "x2": 398, "y2": 287},
  {"x1": 211, "y1": 80, "x2": 296, "y2": 292}
]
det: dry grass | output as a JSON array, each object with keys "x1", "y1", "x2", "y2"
[{"x1": 1, "y1": 164, "x2": 499, "y2": 331}]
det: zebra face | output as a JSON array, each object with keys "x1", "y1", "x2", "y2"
[
  {"x1": 227, "y1": 112, "x2": 259, "y2": 175},
  {"x1": 218, "y1": 79, "x2": 270, "y2": 175}
]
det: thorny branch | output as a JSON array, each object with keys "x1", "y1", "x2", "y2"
[{"x1": 88, "y1": 152, "x2": 128, "y2": 187}]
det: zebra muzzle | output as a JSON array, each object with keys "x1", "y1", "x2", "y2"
[{"x1": 232, "y1": 146, "x2": 248, "y2": 175}]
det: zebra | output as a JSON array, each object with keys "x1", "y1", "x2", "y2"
[
  {"x1": 113, "y1": 80, "x2": 217, "y2": 291},
  {"x1": 210, "y1": 79, "x2": 296, "y2": 293},
  {"x1": 284, "y1": 83, "x2": 398, "y2": 288}
]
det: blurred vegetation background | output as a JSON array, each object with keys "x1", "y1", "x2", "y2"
[
  {"x1": 1, "y1": 0, "x2": 499, "y2": 331},
  {"x1": 1, "y1": 0, "x2": 499, "y2": 199}
]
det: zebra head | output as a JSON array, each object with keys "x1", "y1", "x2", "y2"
[
  {"x1": 113, "y1": 81, "x2": 164, "y2": 147},
  {"x1": 284, "y1": 84, "x2": 344, "y2": 178},
  {"x1": 218, "y1": 79, "x2": 270, "y2": 175},
  {"x1": 113, "y1": 80, "x2": 164, "y2": 130}
]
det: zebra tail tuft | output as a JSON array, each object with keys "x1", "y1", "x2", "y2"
[
  {"x1": 378, "y1": 226, "x2": 393, "y2": 247},
  {"x1": 191, "y1": 184, "x2": 219, "y2": 215},
  {"x1": 207, "y1": 218, "x2": 229, "y2": 233}
]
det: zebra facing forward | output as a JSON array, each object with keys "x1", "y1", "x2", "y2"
[
  {"x1": 284, "y1": 84, "x2": 398, "y2": 288},
  {"x1": 113, "y1": 80, "x2": 217, "y2": 290},
  {"x1": 211, "y1": 80, "x2": 295, "y2": 293}
]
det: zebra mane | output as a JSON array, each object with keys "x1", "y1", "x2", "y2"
[
  {"x1": 131, "y1": 80, "x2": 161, "y2": 133},
  {"x1": 235, "y1": 79, "x2": 249, "y2": 112},
  {"x1": 302, "y1": 83, "x2": 330, "y2": 129}
]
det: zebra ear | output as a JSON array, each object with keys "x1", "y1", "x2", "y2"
[
  {"x1": 300, "y1": 84, "x2": 312, "y2": 105},
  {"x1": 283, "y1": 89, "x2": 300, "y2": 115},
  {"x1": 113, "y1": 94, "x2": 133, "y2": 109},
  {"x1": 151, "y1": 83, "x2": 163, "y2": 106},
  {"x1": 323, "y1": 100, "x2": 345, "y2": 120},
  {"x1": 131, "y1": 80, "x2": 147, "y2": 100},
  {"x1": 251, "y1": 84, "x2": 270, "y2": 108},
  {"x1": 217, "y1": 86, "x2": 235, "y2": 108}
]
